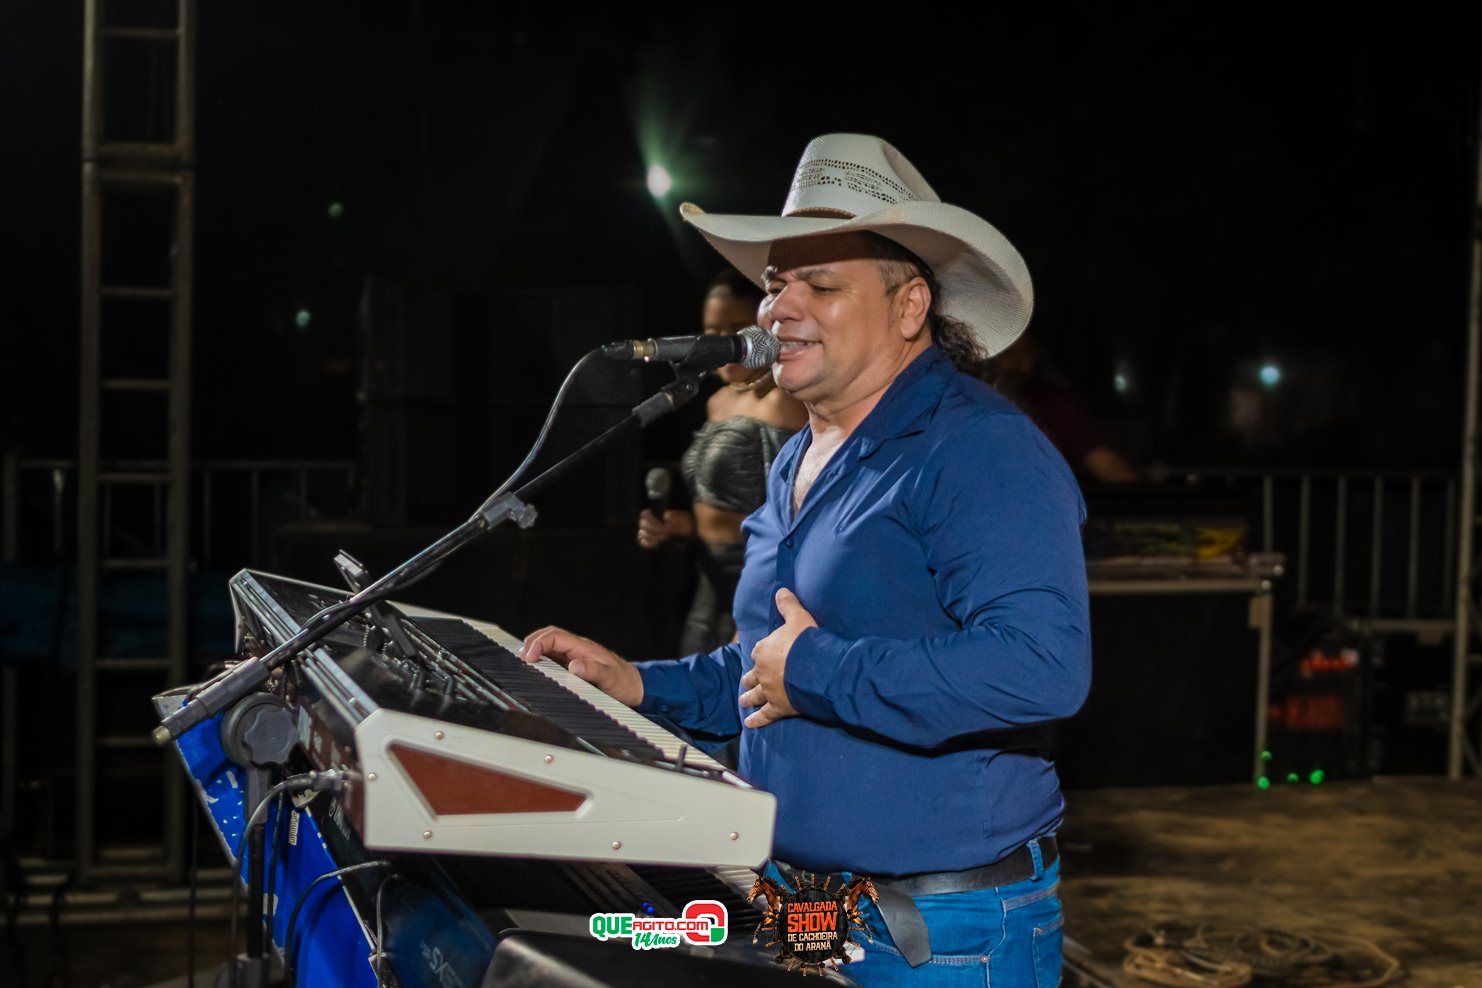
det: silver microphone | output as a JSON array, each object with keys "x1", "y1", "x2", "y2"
[{"x1": 602, "y1": 325, "x2": 778, "y2": 370}]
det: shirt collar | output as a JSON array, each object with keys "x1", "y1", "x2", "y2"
[{"x1": 853, "y1": 346, "x2": 955, "y2": 457}]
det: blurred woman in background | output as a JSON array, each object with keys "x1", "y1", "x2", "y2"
[{"x1": 637, "y1": 269, "x2": 806, "y2": 654}]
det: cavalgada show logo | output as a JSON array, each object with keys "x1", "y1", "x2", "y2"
[
  {"x1": 589, "y1": 900, "x2": 728, "y2": 950},
  {"x1": 748, "y1": 872, "x2": 879, "y2": 974}
]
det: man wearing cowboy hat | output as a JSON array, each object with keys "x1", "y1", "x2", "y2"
[{"x1": 522, "y1": 134, "x2": 1091, "y2": 985}]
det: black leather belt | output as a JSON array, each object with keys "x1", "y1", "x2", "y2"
[
  {"x1": 771, "y1": 836, "x2": 1058, "y2": 969},
  {"x1": 874, "y1": 836, "x2": 1058, "y2": 897}
]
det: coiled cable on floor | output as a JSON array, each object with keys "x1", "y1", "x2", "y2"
[{"x1": 1122, "y1": 923, "x2": 1402, "y2": 988}]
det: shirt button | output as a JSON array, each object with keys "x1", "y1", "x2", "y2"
[{"x1": 784, "y1": 536, "x2": 795, "y2": 548}]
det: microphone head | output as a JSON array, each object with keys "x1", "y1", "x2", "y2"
[
  {"x1": 644, "y1": 466, "x2": 671, "y2": 503},
  {"x1": 738, "y1": 326, "x2": 780, "y2": 370}
]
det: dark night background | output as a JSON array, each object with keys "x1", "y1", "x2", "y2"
[
  {"x1": 1, "y1": 3, "x2": 1481, "y2": 794},
  {"x1": 5, "y1": 5, "x2": 1480, "y2": 475}
]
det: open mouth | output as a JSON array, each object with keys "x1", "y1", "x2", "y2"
[{"x1": 777, "y1": 340, "x2": 819, "y2": 354}]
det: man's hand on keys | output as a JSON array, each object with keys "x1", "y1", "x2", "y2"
[{"x1": 520, "y1": 627, "x2": 644, "y2": 708}]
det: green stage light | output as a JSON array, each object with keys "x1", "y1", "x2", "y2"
[{"x1": 646, "y1": 164, "x2": 673, "y2": 199}]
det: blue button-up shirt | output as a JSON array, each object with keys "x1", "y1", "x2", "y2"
[{"x1": 637, "y1": 347, "x2": 1091, "y2": 875}]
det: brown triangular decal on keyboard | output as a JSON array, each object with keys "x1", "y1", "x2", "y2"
[{"x1": 390, "y1": 743, "x2": 587, "y2": 815}]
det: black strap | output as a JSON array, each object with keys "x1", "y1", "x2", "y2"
[{"x1": 873, "y1": 883, "x2": 933, "y2": 967}]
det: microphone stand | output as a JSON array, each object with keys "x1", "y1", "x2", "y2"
[{"x1": 152, "y1": 361, "x2": 709, "y2": 746}]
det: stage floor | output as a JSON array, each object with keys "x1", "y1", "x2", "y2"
[{"x1": 1057, "y1": 777, "x2": 1482, "y2": 988}]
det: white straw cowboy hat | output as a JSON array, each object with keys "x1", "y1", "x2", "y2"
[{"x1": 679, "y1": 133, "x2": 1034, "y2": 356}]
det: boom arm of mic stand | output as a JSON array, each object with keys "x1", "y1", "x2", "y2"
[
  {"x1": 493, "y1": 364, "x2": 706, "y2": 509},
  {"x1": 152, "y1": 362, "x2": 709, "y2": 746}
]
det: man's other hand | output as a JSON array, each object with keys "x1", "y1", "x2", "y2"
[
  {"x1": 636, "y1": 509, "x2": 694, "y2": 549},
  {"x1": 520, "y1": 627, "x2": 644, "y2": 708},
  {"x1": 740, "y1": 587, "x2": 816, "y2": 729}
]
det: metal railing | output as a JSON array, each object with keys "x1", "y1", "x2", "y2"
[
  {"x1": 1145, "y1": 465, "x2": 1459, "y2": 637},
  {"x1": 2, "y1": 454, "x2": 357, "y2": 571}
]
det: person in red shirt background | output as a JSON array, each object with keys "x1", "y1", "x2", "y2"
[{"x1": 984, "y1": 330, "x2": 1143, "y2": 484}]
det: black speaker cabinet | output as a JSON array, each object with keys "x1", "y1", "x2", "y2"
[{"x1": 1053, "y1": 589, "x2": 1262, "y2": 789}]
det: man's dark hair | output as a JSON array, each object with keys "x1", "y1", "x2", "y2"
[
  {"x1": 865, "y1": 233, "x2": 989, "y2": 374},
  {"x1": 707, "y1": 267, "x2": 765, "y2": 307}
]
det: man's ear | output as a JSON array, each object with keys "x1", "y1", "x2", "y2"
[{"x1": 897, "y1": 277, "x2": 931, "y2": 342}]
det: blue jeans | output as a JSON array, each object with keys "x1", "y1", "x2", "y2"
[{"x1": 838, "y1": 854, "x2": 1063, "y2": 988}]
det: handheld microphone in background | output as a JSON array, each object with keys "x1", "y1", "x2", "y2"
[
  {"x1": 644, "y1": 467, "x2": 672, "y2": 517},
  {"x1": 602, "y1": 325, "x2": 779, "y2": 370}
]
